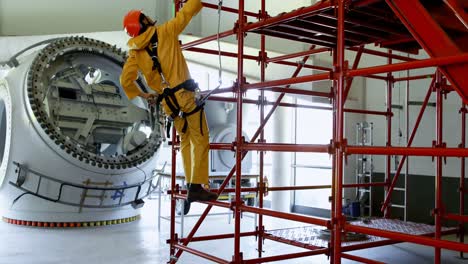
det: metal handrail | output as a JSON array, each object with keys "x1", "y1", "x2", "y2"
[{"x1": 9, "y1": 161, "x2": 161, "y2": 209}]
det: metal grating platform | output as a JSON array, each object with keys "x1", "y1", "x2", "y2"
[{"x1": 265, "y1": 218, "x2": 457, "y2": 249}]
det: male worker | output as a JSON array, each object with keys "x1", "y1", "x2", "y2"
[{"x1": 120, "y1": 0, "x2": 218, "y2": 211}]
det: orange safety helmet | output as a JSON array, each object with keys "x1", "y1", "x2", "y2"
[{"x1": 123, "y1": 10, "x2": 143, "y2": 37}]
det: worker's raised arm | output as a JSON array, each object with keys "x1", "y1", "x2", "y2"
[
  {"x1": 120, "y1": 51, "x2": 142, "y2": 100},
  {"x1": 164, "y1": 0, "x2": 203, "y2": 36}
]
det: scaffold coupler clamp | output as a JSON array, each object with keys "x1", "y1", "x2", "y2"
[
  {"x1": 257, "y1": 138, "x2": 267, "y2": 154},
  {"x1": 431, "y1": 141, "x2": 447, "y2": 163},
  {"x1": 230, "y1": 200, "x2": 244, "y2": 219},
  {"x1": 257, "y1": 95, "x2": 267, "y2": 110},
  {"x1": 331, "y1": 60, "x2": 349, "y2": 80},
  {"x1": 459, "y1": 106, "x2": 468, "y2": 115},
  {"x1": 258, "y1": 50, "x2": 268, "y2": 66},
  {"x1": 431, "y1": 206, "x2": 445, "y2": 217}
]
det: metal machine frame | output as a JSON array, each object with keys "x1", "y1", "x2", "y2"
[{"x1": 166, "y1": 0, "x2": 468, "y2": 263}]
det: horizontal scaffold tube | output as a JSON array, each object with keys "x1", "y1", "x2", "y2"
[
  {"x1": 241, "y1": 143, "x2": 330, "y2": 152},
  {"x1": 345, "y1": 224, "x2": 468, "y2": 252},
  {"x1": 243, "y1": 73, "x2": 330, "y2": 90},
  {"x1": 178, "y1": 231, "x2": 258, "y2": 243},
  {"x1": 348, "y1": 54, "x2": 468, "y2": 77},
  {"x1": 341, "y1": 253, "x2": 385, "y2": 264},
  {"x1": 239, "y1": 205, "x2": 330, "y2": 227},
  {"x1": 243, "y1": 249, "x2": 330, "y2": 264},
  {"x1": 346, "y1": 146, "x2": 468, "y2": 157},
  {"x1": 267, "y1": 48, "x2": 331, "y2": 63},
  {"x1": 173, "y1": 244, "x2": 229, "y2": 264},
  {"x1": 202, "y1": 2, "x2": 260, "y2": 18},
  {"x1": 243, "y1": 1, "x2": 332, "y2": 32}
]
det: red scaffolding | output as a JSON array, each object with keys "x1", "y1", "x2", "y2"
[{"x1": 167, "y1": 0, "x2": 468, "y2": 263}]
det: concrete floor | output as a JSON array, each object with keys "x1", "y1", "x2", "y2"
[{"x1": 0, "y1": 198, "x2": 466, "y2": 264}]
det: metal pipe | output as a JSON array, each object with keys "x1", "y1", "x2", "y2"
[
  {"x1": 258, "y1": 0, "x2": 266, "y2": 257},
  {"x1": 169, "y1": 4, "x2": 179, "y2": 261},
  {"x1": 207, "y1": 96, "x2": 332, "y2": 110},
  {"x1": 343, "y1": 45, "x2": 364, "y2": 102},
  {"x1": 186, "y1": 47, "x2": 258, "y2": 60},
  {"x1": 333, "y1": 1, "x2": 346, "y2": 262},
  {"x1": 201, "y1": 2, "x2": 259, "y2": 18},
  {"x1": 243, "y1": 1, "x2": 332, "y2": 32},
  {"x1": 443, "y1": 0, "x2": 468, "y2": 30},
  {"x1": 243, "y1": 73, "x2": 331, "y2": 90},
  {"x1": 234, "y1": 1, "x2": 245, "y2": 261},
  {"x1": 405, "y1": 66, "x2": 410, "y2": 221},
  {"x1": 173, "y1": 244, "x2": 229, "y2": 264},
  {"x1": 239, "y1": 205, "x2": 330, "y2": 227},
  {"x1": 178, "y1": 231, "x2": 258, "y2": 243},
  {"x1": 330, "y1": 49, "x2": 337, "y2": 264},
  {"x1": 343, "y1": 182, "x2": 388, "y2": 188},
  {"x1": 394, "y1": 74, "x2": 434, "y2": 82},
  {"x1": 345, "y1": 224, "x2": 468, "y2": 252},
  {"x1": 435, "y1": 71, "x2": 444, "y2": 264},
  {"x1": 243, "y1": 249, "x2": 330, "y2": 264},
  {"x1": 272, "y1": 60, "x2": 332, "y2": 72},
  {"x1": 346, "y1": 146, "x2": 468, "y2": 157},
  {"x1": 344, "y1": 108, "x2": 390, "y2": 116},
  {"x1": 262, "y1": 87, "x2": 332, "y2": 98},
  {"x1": 341, "y1": 253, "x2": 386, "y2": 264},
  {"x1": 267, "y1": 48, "x2": 330, "y2": 63},
  {"x1": 348, "y1": 47, "x2": 416, "y2": 62},
  {"x1": 460, "y1": 103, "x2": 466, "y2": 258},
  {"x1": 443, "y1": 213, "x2": 468, "y2": 222},
  {"x1": 367, "y1": 74, "x2": 389, "y2": 81},
  {"x1": 241, "y1": 143, "x2": 330, "y2": 153},
  {"x1": 181, "y1": 29, "x2": 235, "y2": 49},
  {"x1": 348, "y1": 54, "x2": 468, "y2": 77},
  {"x1": 384, "y1": 50, "x2": 393, "y2": 218}
]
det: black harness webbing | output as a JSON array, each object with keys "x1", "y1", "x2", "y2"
[{"x1": 145, "y1": 31, "x2": 205, "y2": 137}]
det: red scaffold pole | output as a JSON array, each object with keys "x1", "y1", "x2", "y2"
[
  {"x1": 383, "y1": 50, "x2": 393, "y2": 218},
  {"x1": 434, "y1": 71, "x2": 444, "y2": 264},
  {"x1": 333, "y1": 1, "x2": 346, "y2": 263},
  {"x1": 257, "y1": 0, "x2": 267, "y2": 258},
  {"x1": 233, "y1": 0, "x2": 246, "y2": 262},
  {"x1": 460, "y1": 103, "x2": 466, "y2": 258}
]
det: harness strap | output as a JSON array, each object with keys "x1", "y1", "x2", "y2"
[
  {"x1": 181, "y1": 103, "x2": 205, "y2": 136},
  {"x1": 145, "y1": 32, "x2": 164, "y2": 76},
  {"x1": 144, "y1": 31, "x2": 205, "y2": 136}
]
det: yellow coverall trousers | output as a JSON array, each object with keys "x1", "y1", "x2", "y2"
[{"x1": 166, "y1": 89, "x2": 209, "y2": 185}]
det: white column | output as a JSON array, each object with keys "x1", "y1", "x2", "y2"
[{"x1": 271, "y1": 97, "x2": 292, "y2": 212}]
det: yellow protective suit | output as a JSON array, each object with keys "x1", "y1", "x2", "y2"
[{"x1": 120, "y1": 0, "x2": 209, "y2": 185}]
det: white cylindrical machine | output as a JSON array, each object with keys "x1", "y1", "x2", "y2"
[{"x1": 0, "y1": 37, "x2": 163, "y2": 226}]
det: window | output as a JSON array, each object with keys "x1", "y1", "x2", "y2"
[{"x1": 293, "y1": 98, "x2": 333, "y2": 215}]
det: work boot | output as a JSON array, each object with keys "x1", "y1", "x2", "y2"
[
  {"x1": 187, "y1": 183, "x2": 218, "y2": 203},
  {"x1": 177, "y1": 183, "x2": 190, "y2": 215}
]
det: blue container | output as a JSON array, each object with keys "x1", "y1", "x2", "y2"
[{"x1": 350, "y1": 202, "x2": 361, "y2": 217}]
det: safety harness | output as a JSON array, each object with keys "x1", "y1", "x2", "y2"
[{"x1": 145, "y1": 31, "x2": 205, "y2": 137}]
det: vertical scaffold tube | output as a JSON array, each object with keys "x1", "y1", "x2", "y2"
[
  {"x1": 435, "y1": 71, "x2": 444, "y2": 264},
  {"x1": 460, "y1": 103, "x2": 466, "y2": 258},
  {"x1": 333, "y1": 1, "x2": 346, "y2": 263},
  {"x1": 258, "y1": 0, "x2": 266, "y2": 258},
  {"x1": 169, "y1": 2, "x2": 181, "y2": 262},
  {"x1": 234, "y1": 0, "x2": 245, "y2": 262},
  {"x1": 384, "y1": 50, "x2": 393, "y2": 218}
]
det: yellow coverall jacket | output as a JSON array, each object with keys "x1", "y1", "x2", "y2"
[{"x1": 120, "y1": 0, "x2": 209, "y2": 185}]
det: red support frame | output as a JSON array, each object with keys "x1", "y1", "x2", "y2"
[{"x1": 166, "y1": 1, "x2": 468, "y2": 263}]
